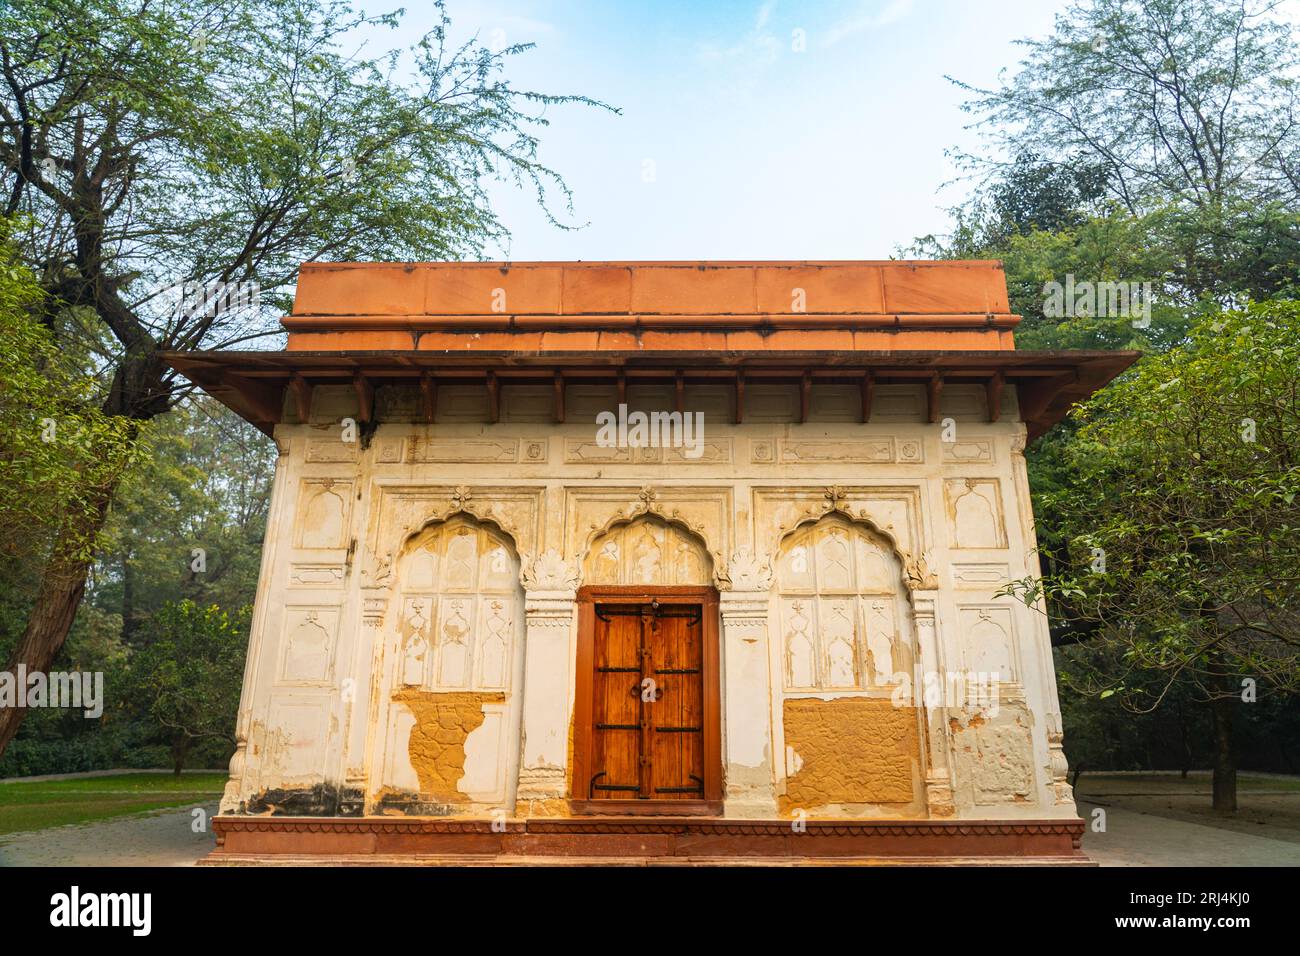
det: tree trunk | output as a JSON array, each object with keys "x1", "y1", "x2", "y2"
[
  {"x1": 172, "y1": 734, "x2": 191, "y2": 776},
  {"x1": 0, "y1": 493, "x2": 113, "y2": 758},
  {"x1": 121, "y1": 548, "x2": 138, "y2": 645},
  {"x1": 1177, "y1": 699, "x2": 1190, "y2": 778},
  {"x1": 1210, "y1": 694, "x2": 1237, "y2": 813}
]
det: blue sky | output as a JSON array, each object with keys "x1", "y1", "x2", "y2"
[{"x1": 362, "y1": 1, "x2": 1071, "y2": 260}]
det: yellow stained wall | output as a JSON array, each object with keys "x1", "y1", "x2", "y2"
[{"x1": 780, "y1": 697, "x2": 919, "y2": 812}]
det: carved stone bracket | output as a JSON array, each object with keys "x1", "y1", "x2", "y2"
[
  {"x1": 903, "y1": 550, "x2": 940, "y2": 592},
  {"x1": 718, "y1": 592, "x2": 770, "y2": 638},
  {"x1": 520, "y1": 548, "x2": 580, "y2": 594},
  {"x1": 719, "y1": 547, "x2": 773, "y2": 592},
  {"x1": 1047, "y1": 730, "x2": 1074, "y2": 805},
  {"x1": 523, "y1": 596, "x2": 577, "y2": 628}
]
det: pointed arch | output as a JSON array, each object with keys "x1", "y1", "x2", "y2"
[
  {"x1": 394, "y1": 513, "x2": 523, "y2": 692},
  {"x1": 772, "y1": 512, "x2": 916, "y2": 693},
  {"x1": 581, "y1": 514, "x2": 714, "y2": 586}
]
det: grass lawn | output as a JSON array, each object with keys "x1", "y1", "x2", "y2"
[{"x1": 0, "y1": 773, "x2": 226, "y2": 836}]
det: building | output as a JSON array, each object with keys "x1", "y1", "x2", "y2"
[{"x1": 166, "y1": 260, "x2": 1136, "y2": 863}]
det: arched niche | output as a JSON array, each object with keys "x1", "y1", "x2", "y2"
[
  {"x1": 394, "y1": 514, "x2": 522, "y2": 691},
  {"x1": 582, "y1": 515, "x2": 713, "y2": 587},
  {"x1": 772, "y1": 512, "x2": 917, "y2": 693}
]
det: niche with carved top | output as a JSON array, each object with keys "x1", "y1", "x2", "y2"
[{"x1": 774, "y1": 514, "x2": 915, "y2": 693}]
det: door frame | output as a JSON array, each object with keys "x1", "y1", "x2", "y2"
[{"x1": 571, "y1": 585, "x2": 723, "y2": 815}]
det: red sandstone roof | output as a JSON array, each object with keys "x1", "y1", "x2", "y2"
[
  {"x1": 284, "y1": 260, "x2": 1022, "y2": 351},
  {"x1": 163, "y1": 259, "x2": 1139, "y2": 442}
]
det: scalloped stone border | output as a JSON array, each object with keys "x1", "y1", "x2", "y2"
[{"x1": 206, "y1": 816, "x2": 1089, "y2": 864}]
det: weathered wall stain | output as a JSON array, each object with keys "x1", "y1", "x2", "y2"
[
  {"x1": 394, "y1": 689, "x2": 505, "y2": 800},
  {"x1": 951, "y1": 701, "x2": 1035, "y2": 804},
  {"x1": 780, "y1": 697, "x2": 918, "y2": 811}
]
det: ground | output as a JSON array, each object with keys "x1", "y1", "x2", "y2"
[
  {"x1": 1076, "y1": 770, "x2": 1300, "y2": 866},
  {"x1": 0, "y1": 769, "x2": 1297, "y2": 865}
]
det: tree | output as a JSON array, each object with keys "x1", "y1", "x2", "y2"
[
  {"x1": 948, "y1": 0, "x2": 1299, "y2": 305},
  {"x1": 1008, "y1": 301, "x2": 1300, "y2": 811},
  {"x1": 128, "y1": 601, "x2": 249, "y2": 774},
  {"x1": 919, "y1": 0, "x2": 1300, "y2": 350},
  {"x1": 98, "y1": 398, "x2": 276, "y2": 645},
  {"x1": 0, "y1": 0, "x2": 610, "y2": 755},
  {"x1": 0, "y1": 216, "x2": 137, "y2": 566}
]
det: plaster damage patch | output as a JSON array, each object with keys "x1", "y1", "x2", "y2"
[
  {"x1": 393, "y1": 689, "x2": 505, "y2": 800},
  {"x1": 951, "y1": 701, "x2": 1035, "y2": 805},
  {"x1": 780, "y1": 697, "x2": 918, "y2": 811}
]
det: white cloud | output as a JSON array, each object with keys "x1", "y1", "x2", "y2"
[
  {"x1": 696, "y1": 0, "x2": 783, "y2": 65},
  {"x1": 823, "y1": 0, "x2": 915, "y2": 47}
]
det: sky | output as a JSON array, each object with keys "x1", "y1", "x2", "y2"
[{"x1": 354, "y1": 0, "x2": 1073, "y2": 261}]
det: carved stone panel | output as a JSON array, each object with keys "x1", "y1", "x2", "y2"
[
  {"x1": 944, "y1": 478, "x2": 1008, "y2": 549},
  {"x1": 277, "y1": 607, "x2": 340, "y2": 685},
  {"x1": 566, "y1": 486, "x2": 731, "y2": 584},
  {"x1": 361, "y1": 485, "x2": 544, "y2": 589},
  {"x1": 294, "y1": 479, "x2": 353, "y2": 549},
  {"x1": 773, "y1": 514, "x2": 914, "y2": 692},
  {"x1": 957, "y1": 605, "x2": 1018, "y2": 682},
  {"x1": 583, "y1": 515, "x2": 712, "y2": 586}
]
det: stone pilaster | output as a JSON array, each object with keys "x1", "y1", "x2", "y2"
[
  {"x1": 516, "y1": 589, "x2": 576, "y2": 805},
  {"x1": 913, "y1": 591, "x2": 956, "y2": 817},
  {"x1": 719, "y1": 590, "x2": 778, "y2": 817},
  {"x1": 220, "y1": 436, "x2": 291, "y2": 814}
]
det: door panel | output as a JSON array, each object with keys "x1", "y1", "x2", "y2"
[
  {"x1": 648, "y1": 610, "x2": 704, "y2": 798},
  {"x1": 589, "y1": 601, "x2": 705, "y2": 801},
  {"x1": 591, "y1": 611, "x2": 642, "y2": 798}
]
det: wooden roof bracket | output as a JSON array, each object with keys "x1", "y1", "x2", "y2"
[
  {"x1": 1017, "y1": 370, "x2": 1078, "y2": 426},
  {"x1": 419, "y1": 371, "x2": 437, "y2": 424},
  {"x1": 290, "y1": 373, "x2": 312, "y2": 423},
  {"x1": 926, "y1": 372, "x2": 944, "y2": 423},
  {"x1": 986, "y1": 370, "x2": 1005, "y2": 423},
  {"x1": 486, "y1": 370, "x2": 500, "y2": 423}
]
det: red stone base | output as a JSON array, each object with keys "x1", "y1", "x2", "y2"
[{"x1": 205, "y1": 816, "x2": 1090, "y2": 865}]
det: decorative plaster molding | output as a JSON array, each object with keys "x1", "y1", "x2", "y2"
[
  {"x1": 903, "y1": 550, "x2": 940, "y2": 592},
  {"x1": 521, "y1": 548, "x2": 580, "y2": 593},
  {"x1": 361, "y1": 596, "x2": 387, "y2": 628},
  {"x1": 720, "y1": 546, "x2": 773, "y2": 592}
]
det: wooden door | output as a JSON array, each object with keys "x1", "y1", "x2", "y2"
[{"x1": 588, "y1": 601, "x2": 706, "y2": 802}]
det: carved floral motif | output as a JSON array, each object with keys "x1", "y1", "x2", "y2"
[{"x1": 521, "y1": 548, "x2": 580, "y2": 592}]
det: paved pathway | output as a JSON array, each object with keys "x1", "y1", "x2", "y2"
[
  {"x1": 3, "y1": 793, "x2": 1299, "y2": 866},
  {"x1": 1078, "y1": 799, "x2": 1300, "y2": 866},
  {"x1": 0, "y1": 803, "x2": 219, "y2": 867}
]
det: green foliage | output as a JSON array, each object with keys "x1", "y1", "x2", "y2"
[
  {"x1": 0, "y1": 219, "x2": 139, "y2": 572},
  {"x1": 127, "y1": 601, "x2": 249, "y2": 772},
  {"x1": 1008, "y1": 301, "x2": 1300, "y2": 706},
  {"x1": 100, "y1": 399, "x2": 275, "y2": 639},
  {"x1": 0, "y1": 0, "x2": 605, "y2": 761},
  {"x1": 951, "y1": 0, "x2": 1299, "y2": 219}
]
